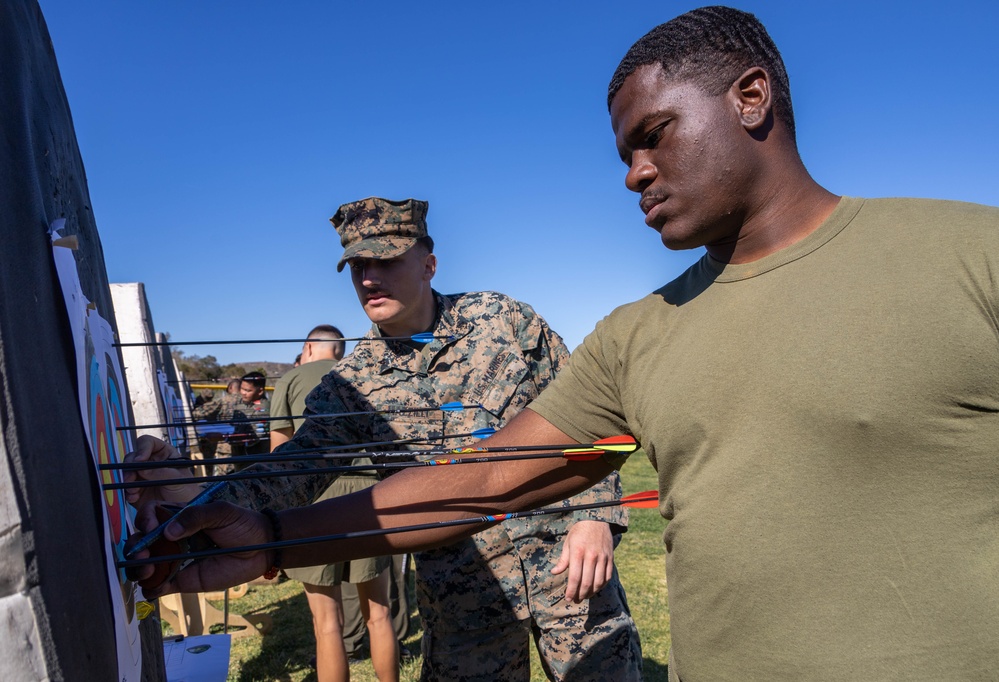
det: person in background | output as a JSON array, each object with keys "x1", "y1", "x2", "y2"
[
  {"x1": 270, "y1": 326, "x2": 399, "y2": 682},
  {"x1": 191, "y1": 378, "x2": 245, "y2": 462},
  {"x1": 269, "y1": 327, "x2": 345, "y2": 448},
  {"x1": 222, "y1": 371, "x2": 270, "y2": 467},
  {"x1": 191, "y1": 372, "x2": 270, "y2": 474}
]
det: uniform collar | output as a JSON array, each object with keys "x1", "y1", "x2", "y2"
[{"x1": 369, "y1": 290, "x2": 473, "y2": 374}]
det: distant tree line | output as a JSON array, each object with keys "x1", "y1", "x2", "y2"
[{"x1": 171, "y1": 349, "x2": 249, "y2": 381}]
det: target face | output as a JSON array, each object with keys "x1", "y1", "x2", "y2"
[{"x1": 89, "y1": 354, "x2": 123, "y2": 543}]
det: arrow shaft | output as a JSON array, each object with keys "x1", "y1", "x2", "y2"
[
  {"x1": 170, "y1": 428, "x2": 492, "y2": 463},
  {"x1": 167, "y1": 378, "x2": 281, "y2": 383},
  {"x1": 102, "y1": 437, "x2": 618, "y2": 472},
  {"x1": 118, "y1": 494, "x2": 654, "y2": 570},
  {"x1": 118, "y1": 404, "x2": 479, "y2": 431},
  {"x1": 115, "y1": 334, "x2": 450, "y2": 347},
  {"x1": 104, "y1": 449, "x2": 610, "y2": 490}
]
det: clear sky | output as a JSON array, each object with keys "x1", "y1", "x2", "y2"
[{"x1": 37, "y1": 0, "x2": 999, "y2": 363}]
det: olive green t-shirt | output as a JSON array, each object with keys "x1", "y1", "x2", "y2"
[
  {"x1": 271, "y1": 359, "x2": 380, "y2": 482},
  {"x1": 269, "y1": 360, "x2": 336, "y2": 433},
  {"x1": 530, "y1": 197, "x2": 999, "y2": 680}
]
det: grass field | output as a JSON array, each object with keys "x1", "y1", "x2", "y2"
[{"x1": 183, "y1": 454, "x2": 669, "y2": 681}]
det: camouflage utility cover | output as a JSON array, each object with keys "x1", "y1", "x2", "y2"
[{"x1": 330, "y1": 197, "x2": 428, "y2": 272}]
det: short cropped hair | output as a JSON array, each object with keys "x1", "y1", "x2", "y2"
[
  {"x1": 414, "y1": 235, "x2": 435, "y2": 254},
  {"x1": 307, "y1": 324, "x2": 346, "y2": 360},
  {"x1": 607, "y1": 6, "x2": 795, "y2": 140},
  {"x1": 240, "y1": 371, "x2": 266, "y2": 389}
]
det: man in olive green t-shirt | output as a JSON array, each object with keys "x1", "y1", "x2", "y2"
[
  {"x1": 268, "y1": 325, "x2": 344, "y2": 447},
  {"x1": 528, "y1": 196, "x2": 999, "y2": 681},
  {"x1": 135, "y1": 7, "x2": 999, "y2": 681}
]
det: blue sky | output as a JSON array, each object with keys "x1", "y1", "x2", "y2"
[{"x1": 38, "y1": 1, "x2": 999, "y2": 363}]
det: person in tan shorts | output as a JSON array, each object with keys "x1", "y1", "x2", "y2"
[{"x1": 270, "y1": 325, "x2": 398, "y2": 682}]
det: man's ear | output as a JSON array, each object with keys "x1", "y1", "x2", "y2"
[
  {"x1": 425, "y1": 253, "x2": 437, "y2": 281},
  {"x1": 730, "y1": 66, "x2": 772, "y2": 131}
]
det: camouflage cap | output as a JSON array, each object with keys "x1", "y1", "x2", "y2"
[{"x1": 330, "y1": 197, "x2": 429, "y2": 272}]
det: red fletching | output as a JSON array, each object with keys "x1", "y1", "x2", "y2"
[
  {"x1": 592, "y1": 435, "x2": 638, "y2": 447},
  {"x1": 620, "y1": 490, "x2": 659, "y2": 508}
]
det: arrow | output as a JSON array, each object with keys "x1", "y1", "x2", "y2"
[
  {"x1": 102, "y1": 436, "x2": 638, "y2": 479},
  {"x1": 104, "y1": 443, "x2": 636, "y2": 490},
  {"x1": 103, "y1": 428, "x2": 499, "y2": 473},
  {"x1": 118, "y1": 489, "x2": 659, "y2": 569},
  {"x1": 115, "y1": 332, "x2": 452, "y2": 347},
  {"x1": 104, "y1": 436, "x2": 638, "y2": 489},
  {"x1": 118, "y1": 401, "x2": 481, "y2": 431},
  {"x1": 103, "y1": 427, "x2": 500, "y2": 473}
]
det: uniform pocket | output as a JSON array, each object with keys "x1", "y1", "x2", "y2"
[{"x1": 469, "y1": 350, "x2": 537, "y2": 422}]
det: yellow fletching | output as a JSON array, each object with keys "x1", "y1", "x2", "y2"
[
  {"x1": 136, "y1": 601, "x2": 156, "y2": 620},
  {"x1": 562, "y1": 447, "x2": 602, "y2": 456},
  {"x1": 595, "y1": 443, "x2": 638, "y2": 453}
]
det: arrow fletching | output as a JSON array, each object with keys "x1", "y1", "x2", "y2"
[
  {"x1": 620, "y1": 490, "x2": 659, "y2": 508},
  {"x1": 562, "y1": 435, "x2": 638, "y2": 461},
  {"x1": 591, "y1": 435, "x2": 640, "y2": 453}
]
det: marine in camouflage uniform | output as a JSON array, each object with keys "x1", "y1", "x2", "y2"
[
  {"x1": 192, "y1": 389, "x2": 240, "y2": 459},
  {"x1": 194, "y1": 385, "x2": 269, "y2": 471},
  {"x1": 192, "y1": 388, "x2": 221, "y2": 459},
  {"x1": 224, "y1": 198, "x2": 642, "y2": 681}
]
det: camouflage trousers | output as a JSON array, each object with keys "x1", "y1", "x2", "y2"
[{"x1": 415, "y1": 523, "x2": 642, "y2": 682}]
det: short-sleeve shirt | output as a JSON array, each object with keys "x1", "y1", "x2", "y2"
[
  {"x1": 529, "y1": 197, "x2": 999, "y2": 680},
  {"x1": 269, "y1": 360, "x2": 336, "y2": 433}
]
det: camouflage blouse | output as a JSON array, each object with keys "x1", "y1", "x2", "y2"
[{"x1": 223, "y1": 290, "x2": 626, "y2": 531}]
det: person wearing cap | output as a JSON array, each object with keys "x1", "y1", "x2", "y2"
[{"x1": 308, "y1": 196, "x2": 641, "y2": 681}]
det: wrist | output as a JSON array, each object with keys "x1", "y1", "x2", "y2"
[{"x1": 260, "y1": 508, "x2": 283, "y2": 580}]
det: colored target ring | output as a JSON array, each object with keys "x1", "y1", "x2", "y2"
[
  {"x1": 105, "y1": 367, "x2": 133, "y2": 550},
  {"x1": 89, "y1": 355, "x2": 123, "y2": 544}
]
